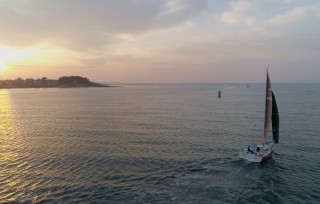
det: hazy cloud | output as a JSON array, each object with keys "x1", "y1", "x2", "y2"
[
  {"x1": 269, "y1": 2, "x2": 320, "y2": 25},
  {"x1": 220, "y1": 1, "x2": 257, "y2": 25},
  {"x1": 0, "y1": 0, "x2": 208, "y2": 49}
]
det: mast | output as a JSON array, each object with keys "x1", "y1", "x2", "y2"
[{"x1": 263, "y1": 69, "x2": 272, "y2": 144}]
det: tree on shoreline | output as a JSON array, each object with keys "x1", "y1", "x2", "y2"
[{"x1": 58, "y1": 76, "x2": 91, "y2": 85}]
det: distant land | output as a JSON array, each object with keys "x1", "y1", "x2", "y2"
[{"x1": 0, "y1": 76, "x2": 110, "y2": 89}]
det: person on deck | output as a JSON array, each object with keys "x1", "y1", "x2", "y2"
[{"x1": 248, "y1": 146, "x2": 254, "y2": 154}]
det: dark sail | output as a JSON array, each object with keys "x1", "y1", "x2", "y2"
[{"x1": 272, "y1": 91, "x2": 279, "y2": 143}]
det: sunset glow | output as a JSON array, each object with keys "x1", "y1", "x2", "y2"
[
  {"x1": 0, "y1": 62, "x2": 8, "y2": 72},
  {"x1": 0, "y1": 47, "x2": 10, "y2": 72}
]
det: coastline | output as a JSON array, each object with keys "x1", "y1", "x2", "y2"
[
  {"x1": 0, "y1": 76, "x2": 119, "y2": 89},
  {"x1": 0, "y1": 84, "x2": 117, "y2": 89}
]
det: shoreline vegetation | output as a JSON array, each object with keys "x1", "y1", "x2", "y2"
[{"x1": 0, "y1": 76, "x2": 111, "y2": 89}]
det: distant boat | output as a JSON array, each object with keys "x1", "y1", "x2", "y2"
[
  {"x1": 218, "y1": 90, "x2": 221, "y2": 98},
  {"x1": 246, "y1": 84, "x2": 250, "y2": 87},
  {"x1": 239, "y1": 70, "x2": 279, "y2": 162}
]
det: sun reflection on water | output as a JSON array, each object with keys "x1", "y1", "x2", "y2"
[
  {"x1": 0, "y1": 90, "x2": 15, "y2": 139},
  {"x1": 0, "y1": 90, "x2": 28, "y2": 202}
]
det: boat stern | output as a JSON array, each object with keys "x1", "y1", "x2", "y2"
[{"x1": 239, "y1": 143, "x2": 274, "y2": 163}]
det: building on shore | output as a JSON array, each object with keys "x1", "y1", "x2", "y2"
[{"x1": 0, "y1": 77, "x2": 59, "y2": 88}]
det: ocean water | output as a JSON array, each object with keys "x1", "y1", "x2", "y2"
[{"x1": 0, "y1": 84, "x2": 319, "y2": 203}]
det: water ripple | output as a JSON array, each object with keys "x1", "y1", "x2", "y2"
[{"x1": 0, "y1": 85, "x2": 319, "y2": 203}]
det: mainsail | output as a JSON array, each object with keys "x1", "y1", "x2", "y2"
[{"x1": 263, "y1": 71, "x2": 272, "y2": 144}]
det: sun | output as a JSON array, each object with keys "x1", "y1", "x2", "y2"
[
  {"x1": 0, "y1": 61, "x2": 9, "y2": 72},
  {"x1": 0, "y1": 46, "x2": 11, "y2": 72}
]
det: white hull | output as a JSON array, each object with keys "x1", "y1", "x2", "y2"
[{"x1": 239, "y1": 142, "x2": 274, "y2": 162}]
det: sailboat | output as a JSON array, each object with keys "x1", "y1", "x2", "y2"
[{"x1": 239, "y1": 70, "x2": 279, "y2": 162}]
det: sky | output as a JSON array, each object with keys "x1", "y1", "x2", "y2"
[{"x1": 0, "y1": 0, "x2": 319, "y2": 83}]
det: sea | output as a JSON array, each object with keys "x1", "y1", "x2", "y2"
[{"x1": 0, "y1": 83, "x2": 319, "y2": 204}]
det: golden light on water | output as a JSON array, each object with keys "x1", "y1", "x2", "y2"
[
  {"x1": 0, "y1": 90, "x2": 25, "y2": 202},
  {"x1": 0, "y1": 90, "x2": 15, "y2": 139}
]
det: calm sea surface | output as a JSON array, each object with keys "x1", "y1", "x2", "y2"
[{"x1": 0, "y1": 84, "x2": 319, "y2": 203}]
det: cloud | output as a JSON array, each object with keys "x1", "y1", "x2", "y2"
[
  {"x1": 0, "y1": 0, "x2": 208, "y2": 50},
  {"x1": 220, "y1": 1, "x2": 257, "y2": 25},
  {"x1": 269, "y1": 2, "x2": 320, "y2": 25}
]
